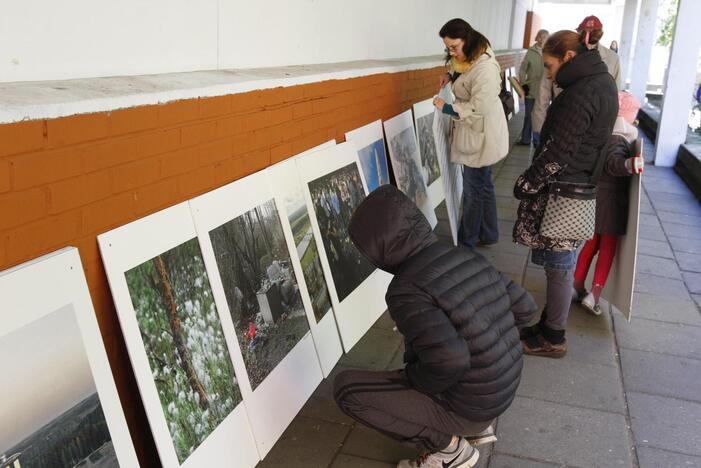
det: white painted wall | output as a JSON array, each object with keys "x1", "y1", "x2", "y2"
[{"x1": 1, "y1": 0, "x2": 517, "y2": 83}]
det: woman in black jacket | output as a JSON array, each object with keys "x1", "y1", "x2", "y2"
[{"x1": 513, "y1": 30, "x2": 618, "y2": 357}]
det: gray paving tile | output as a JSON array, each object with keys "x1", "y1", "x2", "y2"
[
  {"x1": 613, "y1": 314, "x2": 701, "y2": 360},
  {"x1": 662, "y1": 222, "x2": 701, "y2": 240},
  {"x1": 694, "y1": 294, "x2": 701, "y2": 310},
  {"x1": 638, "y1": 212, "x2": 662, "y2": 227},
  {"x1": 257, "y1": 416, "x2": 351, "y2": 468},
  {"x1": 627, "y1": 391, "x2": 701, "y2": 457},
  {"x1": 478, "y1": 250, "x2": 527, "y2": 277},
  {"x1": 373, "y1": 311, "x2": 396, "y2": 331},
  {"x1": 630, "y1": 292, "x2": 701, "y2": 325},
  {"x1": 669, "y1": 236, "x2": 701, "y2": 255},
  {"x1": 619, "y1": 348, "x2": 701, "y2": 403},
  {"x1": 528, "y1": 292, "x2": 613, "y2": 332},
  {"x1": 678, "y1": 252, "x2": 701, "y2": 273},
  {"x1": 385, "y1": 342, "x2": 405, "y2": 370},
  {"x1": 634, "y1": 272, "x2": 691, "y2": 299},
  {"x1": 638, "y1": 222, "x2": 667, "y2": 241},
  {"x1": 299, "y1": 377, "x2": 354, "y2": 425},
  {"x1": 489, "y1": 454, "x2": 560, "y2": 468},
  {"x1": 657, "y1": 210, "x2": 701, "y2": 227},
  {"x1": 650, "y1": 199, "x2": 701, "y2": 217},
  {"x1": 523, "y1": 268, "x2": 547, "y2": 293},
  {"x1": 683, "y1": 271, "x2": 701, "y2": 295},
  {"x1": 564, "y1": 325, "x2": 618, "y2": 368},
  {"x1": 330, "y1": 454, "x2": 395, "y2": 468},
  {"x1": 495, "y1": 396, "x2": 632, "y2": 467},
  {"x1": 637, "y1": 238, "x2": 674, "y2": 259},
  {"x1": 340, "y1": 424, "x2": 418, "y2": 463},
  {"x1": 636, "y1": 446, "x2": 701, "y2": 468},
  {"x1": 648, "y1": 190, "x2": 699, "y2": 205},
  {"x1": 635, "y1": 254, "x2": 682, "y2": 280},
  {"x1": 518, "y1": 355, "x2": 625, "y2": 413},
  {"x1": 339, "y1": 327, "x2": 403, "y2": 371}
]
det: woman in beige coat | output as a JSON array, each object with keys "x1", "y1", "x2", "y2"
[{"x1": 433, "y1": 19, "x2": 509, "y2": 247}]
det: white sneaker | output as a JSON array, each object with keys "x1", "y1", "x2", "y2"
[
  {"x1": 463, "y1": 424, "x2": 497, "y2": 446},
  {"x1": 581, "y1": 292, "x2": 602, "y2": 316},
  {"x1": 396, "y1": 438, "x2": 479, "y2": 468}
]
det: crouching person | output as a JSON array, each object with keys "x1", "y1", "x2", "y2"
[{"x1": 333, "y1": 185, "x2": 537, "y2": 468}]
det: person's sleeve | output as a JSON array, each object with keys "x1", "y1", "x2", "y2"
[
  {"x1": 604, "y1": 137, "x2": 632, "y2": 177},
  {"x1": 531, "y1": 75, "x2": 552, "y2": 133},
  {"x1": 387, "y1": 282, "x2": 470, "y2": 395},
  {"x1": 612, "y1": 55, "x2": 622, "y2": 90},
  {"x1": 500, "y1": 274, "x2": 538, "y2": 328},
  {"x1": 518, "y1": 52, "x2": 531, "y2": 84},
  {"x1": 451, "y1": 62, "x2": 502, "y2": 123}
]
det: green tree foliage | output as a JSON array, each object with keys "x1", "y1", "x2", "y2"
[{"x1": 657, "y1": 0, "x2": 678, "y2": 47}]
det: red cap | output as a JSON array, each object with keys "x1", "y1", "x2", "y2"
[{"x1": 577, "y1": 15, "x2": 603, "y2": 32}]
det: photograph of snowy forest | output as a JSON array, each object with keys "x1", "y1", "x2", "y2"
[
  {"x1": 416, "y1": 113, "x2": 441, "y2": 186},
  {"x1": 389, "y1": 127, "x2": 429, "y2": 208},
  {"x1": 209, "y1": 199, "x2": 310, "y2": 390},
  {"x1": 0, "y1": 306, "x2": 118, "y2": 468},
  {"x1": 125, "y1": 239, "x2": 241, "y2": 464},
  {"x1": 308, "y1": 163, "x2": 375, "y2": 302}
]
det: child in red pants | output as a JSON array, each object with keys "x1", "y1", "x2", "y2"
[{"x1": 574, "y1": 91, "x2": 644, "y2": 315}]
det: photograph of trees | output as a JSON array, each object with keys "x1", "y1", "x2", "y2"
[
  {"x1": 389, "y1": 127, "x2": 429, "y2": 207},
  {"x1": 308, "y1": 163, "x2": 375, "y2": 302},
  {"x1": 0, "y1": 306, "x2": 117, "y2": 468},
  {"x1": 416, "y1": 113, "x2": 441, "y2": 186},
  {"x1": 125, "y1": 239, "x2": 241, "y2": 464},
  {"x1": 209, "y1": 199, "x2": 310, "y2": 390}
]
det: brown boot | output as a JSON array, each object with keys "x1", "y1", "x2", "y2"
[{"x1": 522, "y1": 334, "x2": 567, "y2": 358}]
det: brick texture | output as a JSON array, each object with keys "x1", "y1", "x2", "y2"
[{"x1": 0, "y1": 51, "x2": 523, "y2": 467}]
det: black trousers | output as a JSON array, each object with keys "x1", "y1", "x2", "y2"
[{"x1": 334, "y1": 369, "x2": 493, "y2": 452}]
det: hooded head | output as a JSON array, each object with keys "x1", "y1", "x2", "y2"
[{"x1": 348, "y1": 185, "x2": 437, "y2": 274}]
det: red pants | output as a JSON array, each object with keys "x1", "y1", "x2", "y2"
[{"x1": 574, "y1": 234, "x2": 619, "y2": 287}]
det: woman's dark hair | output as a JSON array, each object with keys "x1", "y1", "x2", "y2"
[
  {"x1": 439, "y1": 18, "x2": 491, "y2": 63},
  {"x1": 543, "y1": 30, "x2": 584, "y2": 59},
  {"x1": 581, "y1": 29, "x2": 604, "y2": 45}
]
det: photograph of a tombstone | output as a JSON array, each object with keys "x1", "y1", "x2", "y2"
[
  {"x1": 209, "y1": 199, "x2": 310, "y2": 390},
  {"x1": 389, "y1": 127, "x2": 429, "y2": 208},
  {"x1": 308, "y1": 163, "x2": 375, "y2": 302},
  {"x1": 416, "y1": 113, "x2": 441, "y2": 186},
  {"x1": 125, "y1": 238, "x2": 242, "y2": 464},
  {"x1": 0, "y1": 306, "x2": 118, "y2": 468},
  {"x1": 357, "y1": 139, "x2": 390, "y2": 193}
]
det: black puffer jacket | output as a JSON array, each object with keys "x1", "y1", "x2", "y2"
[
  {"x1": 513, "y1": 48, "x2": 619, "y2": 251},
  {"x1": 349, "y1": 185, "x2": 537, "y2": 422}
]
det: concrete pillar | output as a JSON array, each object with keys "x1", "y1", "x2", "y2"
[
  {"x1": 653, "y1": 0, "x2": 701, "y2": 166},
  {"x1": 628, "y1": 0, "x2": 659, "y2": 103},
  {"x1": 618, "y1": 0, "x2": 640, "y2": 88}
]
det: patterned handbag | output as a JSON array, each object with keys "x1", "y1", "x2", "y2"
[{"x1": 538, "y1": 148, "x2": 607, "y2": 240}]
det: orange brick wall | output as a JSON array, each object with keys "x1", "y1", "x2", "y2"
[{"x1": 0, "y1": 54, "x2": 522, "y2": 466}]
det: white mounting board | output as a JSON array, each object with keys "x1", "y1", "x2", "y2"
[
  {"x1": 189, "y1": 171, "x2": 323, "y2": 458},
  {"x1": 0, "y1": 247, "x2": 139, "y2": 468},
  {"x1": 266, "y1": 154, "x2": 343, "y2": 378},
  {"x1": 413, "y1": 98, "x2": 447, "y2": 210},
  {"x1": 345, "y1": 120, "x2": 391, "y2": 193},
  {"x1": 383, "y1": 110, "x2": 438, "y2": 227},
  {"x1": 98, "y1": 203, "x2": 259, "y2": 468},
  {"x1": 296, "y1": 142, "x2": 393, "y2": 351}
]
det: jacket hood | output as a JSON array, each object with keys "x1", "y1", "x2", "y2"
[
  {"x1": 612, "y1": 116, "x2": 638, "y2": 143},
  {"x1": 348, "y1": 185, "x2": 437, "y2": 274},
  {"x1": 555, "y1": 48, "x2": 609, "y2": 88}
]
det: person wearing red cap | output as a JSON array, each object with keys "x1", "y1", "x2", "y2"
[
  {"x1": 573, "y1": 91, "x2": 644, "y2": 315},
  {"x1": 532, "y1": 15, "x2": 621, "y2": 142}
]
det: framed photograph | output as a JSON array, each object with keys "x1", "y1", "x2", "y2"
[
  {"x1": 266, "y1": 144, "x2": 343, "y2": 377},
  {"x1": 345, "y1": 120, "x2": 391, "y2": 193},
  {"x1": 297, "y1": 142, "x2": 393, "y2": 351},
  {"x1": 384, "y1": 110, "x2": 438, "y2": 227},
  {"x1": 413, "y1": 99, "x2": 446, "y2": 210},
  {"x1": 0, "y1": 248, "x2": 139, "y2": 468},
  {"x1": 98, "y1": 204, "x2": 259, "y2": 468},
  {"x1": 189, "y1": 171, "x2": 323, "y2": 458}
]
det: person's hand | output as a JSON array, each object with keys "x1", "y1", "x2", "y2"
[
  {"x1": 439, "y1": 73, "x2": 451, "y2": 88},
  {"x1": 433, "y1": 96, "x2": 445, "y2": 111},
  {"x1": 625, "y1": 155, "x2": 645, "y2": 174}
]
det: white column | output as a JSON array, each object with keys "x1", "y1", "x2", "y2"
[
  {"x1": 628, "y1": 0, "x2": 659, "y2": 103},
  {"x1": 618, "y1": 0, "x2": 640, "y2": 88},
  {"x1": 653, "y1": 0, "x2": 701, "y2": 166}
]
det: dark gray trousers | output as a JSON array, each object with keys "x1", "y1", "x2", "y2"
[{"x1": 334, "y1": 369, "x2": 493, "y2": 452}]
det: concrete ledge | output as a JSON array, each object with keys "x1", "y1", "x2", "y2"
[
  {"x1": 0, "y1": 49, "x2": 524, "y2": 124},
  {"x1": 675, "y1": 143, "x2": 701, "y2": 202},
  {"x1": 638, "y1": 103, "x2": 660, "y2": 142}
]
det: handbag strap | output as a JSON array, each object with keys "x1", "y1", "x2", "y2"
[{"x1": 587, "y1": 140, "x2": 610, "y2": 185}]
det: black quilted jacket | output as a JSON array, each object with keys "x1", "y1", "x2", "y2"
[
  {"x1": 513, "y1": 48, "x2": 619, "y2": 251},
  {"x1": 349, "y1": 185, "x2": 537, "y2": 422}
]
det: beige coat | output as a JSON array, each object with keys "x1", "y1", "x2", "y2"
[{"x1": 450, "y1": 48, "x2": 509, "y2": 168}]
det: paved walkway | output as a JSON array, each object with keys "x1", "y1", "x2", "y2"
[{"x1": 259, "y1": 113, "x2": 701, "y2": 468}]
